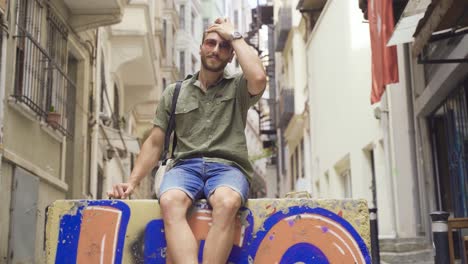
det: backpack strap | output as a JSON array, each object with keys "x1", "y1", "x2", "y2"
[{"x1": 161, "y1": 80, "x2": 182, "y2": 165}]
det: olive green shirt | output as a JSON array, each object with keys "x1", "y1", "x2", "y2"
[{"x1": 152, "y1": 71, "x2": 264, "y2": 183}]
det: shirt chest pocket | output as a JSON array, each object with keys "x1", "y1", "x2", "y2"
[
  {"x1": 215, "y1": 92, "x2": 236, "y2": 106},
  {"x1": 175, "y1": 101, "x2": 199, "y2": 136}
]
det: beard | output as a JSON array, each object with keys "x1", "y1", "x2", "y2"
[{"x1": 201, "y1": 55, "x2": 229, "y2": 72}]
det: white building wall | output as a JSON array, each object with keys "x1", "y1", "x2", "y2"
[
  {"x1": 383, "y1": 43, "x2": 419, "y2": 238},
  {"x1": 306, "y1": 0, "x2": 396, "y2": 237},
  {"x1": 277, "y1": 1, "x2": 312, "y2": 196}
]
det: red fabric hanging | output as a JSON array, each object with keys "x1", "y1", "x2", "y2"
[{"x1": 368, "y1": 0, "x2": 399, "y2": 104}]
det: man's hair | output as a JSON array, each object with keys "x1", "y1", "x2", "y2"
[{"x1": 201, "y1": 30, "x2": 208, "y2": 44}]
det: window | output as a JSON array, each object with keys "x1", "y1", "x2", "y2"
[
  {"x1": 325, "y1": 171, "x2": 330, "y2": 195},
  {"x1": 300, "y1": 139, "x2": 305, "y2": 178},
  {"x1": 14, "y1": 0, "x2": 44, "y2": 105},
  {"x1": 315, "y1": 180, "x2": 320, "y2": 197},
  {"x1": 13, "y1": 1, "x2": 75, "y2": 136},
  {"x1": 342, "y1": 169, "x2": 352, "y2": 198},
  {"x1": 281, "y1": 134, "x2": 287, "y2": 174},
  {"x1": 203, "y1": 18, "x2": 209, "y2": 30},
  {"x1": 430, "y1": 77, "x2": 468, "y2": 217},
  {"x1": 163, "y1": 19, "x2": 167, "y2": 50},
  {"x1": 97, "y1": 167, "x2": 104, "y2": 199},
  {"x1": 234, "y1": 10, "x2": 239, "y2": 30},
  {"x1": 100, "y1": 60, "x2": 106, "y2": 114},
  {"x1": 179, "y1": 51, "x2": 185, "y2": 79},
  {"x1": 191, "y1": 10, "x2": 196, "y2": 35},
  {"x1": 179, "y1": 5, "x2": 185, "y2": 30},
  {"x1": 46, "y1": 9, "x2": 69, "y2": 123},
  {"x1": 113, "y1": 85, "x2": 120, "y2": 129},
  {"x1": 172, "y1": 28, "x2": 175, "y2": 61},
  {"x1": 364, "y1": 148, "x2": 377, "y2": 208},
  {"x1": 66, "y1": 55, "x2": 78, "y2": 135},
  {"x1": 290, "y1": 153, "x2": 295, "y2": 189},
  {"x1": 295, "y1": 147, "x2": 299, "y2": 181}
]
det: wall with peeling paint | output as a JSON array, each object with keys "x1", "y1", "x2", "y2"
[{"x1": 45, "y1": 199, "x2": 371, "y2": 263}]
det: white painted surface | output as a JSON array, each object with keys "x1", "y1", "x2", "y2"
[{"x1": 305, "y1": 0, "x2": 404, "y2": 237}]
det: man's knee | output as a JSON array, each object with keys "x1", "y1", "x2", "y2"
[
  {"x1": 159, "y1": 189, "x2": 192, "y2": 217},
  {"x1": 210, "y1": 187, "x2": 242, "y2": 214}
]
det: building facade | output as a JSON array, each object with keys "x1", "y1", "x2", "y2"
[
  {"x1": 391, "y1": 0, "x2": 468, "y2": 261},
  {"x1": 0, "y1": 0, "x2": 131, "y2": 262},
  {"x1": 160, "y1": 0, "x2": 180, "y2": 90},
  {"x1": 95, "y1": 0, "x2": 159, "y2": 200},
  {"x1": 274, "y1": 0, "x2": 312, "y2": 197},
  {"x1": 0, "y1": 0, "x2": 181, "y2": 261},
  {"x1": 274, "y1": 0, "x2": 433, "y2": 261},
  {"x1": 175, "y1": 0, "x2": 202, "y2": 79}
]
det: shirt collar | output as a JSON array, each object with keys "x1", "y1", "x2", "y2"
[{"x1": 191, "y1": 69, "x2": 236, "y2": 89}]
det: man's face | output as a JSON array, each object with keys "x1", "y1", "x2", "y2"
[{"x1": 200, "y1": 32, "x2": 234, "y2": 72}]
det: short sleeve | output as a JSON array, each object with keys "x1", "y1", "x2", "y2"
[
  {"x1": 237, "y1": 74, "x2": 265, "y2": 110},
  {"x1": 152, "y1": 84, "x2": 176, "y2": 131}
]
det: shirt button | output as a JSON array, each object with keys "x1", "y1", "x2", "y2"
[
  {"x1": 207, "y1": 119, "x2": 211, "y2": 123},
  {"x1": 208, "y1": 135, "x2": 213, "y2": 139}
]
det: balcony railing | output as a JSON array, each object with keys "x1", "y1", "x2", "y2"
[
  {"x1": 275, "y1": 6, "x2": 292, "y2": 52},
  {"x1": 13, "y1": 28, "x2": 76, "y2": 137},
  {"x1": 277, "y1": 88, "x2": 295, "y2": 129}
]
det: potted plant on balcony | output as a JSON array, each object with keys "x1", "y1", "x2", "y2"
[{"x1": 46, "y1": 105, "x2": 61, "y2": 129}]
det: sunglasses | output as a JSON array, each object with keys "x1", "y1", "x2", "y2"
[{"x1": 203, "y1": 39, "x2": 232, "y2": 52}]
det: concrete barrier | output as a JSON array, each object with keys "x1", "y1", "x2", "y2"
[{"x1": 45, "y1": 199, "x2": 371, "y2": 263}]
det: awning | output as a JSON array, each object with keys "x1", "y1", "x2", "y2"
[
  {"x1": 412, "y1": 0, "x2": 468, "y2": 57},
  {"x1": 100, "y1": 125, "x2": 140, "y2": 154},
  {"x1": 387, "y1": 0, "x2": 431, "y2": 46}
]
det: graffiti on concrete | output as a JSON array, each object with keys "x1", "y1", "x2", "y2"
[
  {"x1": 54, "y1": 200, "x2": 130, "y2": 264},
  {"x1": 46, "y1": 199, "x2": 371, "y2": 263}
]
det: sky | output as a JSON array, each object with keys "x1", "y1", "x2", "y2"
[
  {"x1": 248, "y1": 0, "x2": 257, "y2": 7},
  {"x1": 248, "y1": 0, "x2": 268, "y2": 7}
]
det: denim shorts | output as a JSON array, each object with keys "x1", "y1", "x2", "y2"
[{"x1": 158, "y1": 158, "x2": 249, "y2": 205}]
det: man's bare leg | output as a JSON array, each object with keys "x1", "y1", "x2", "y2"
[
  {"x1": 203, "y1": 187, "x2": 242, "y2": 264},
  {"x1": 160, "y1": 189, "x2": 198, "y2": 264}
]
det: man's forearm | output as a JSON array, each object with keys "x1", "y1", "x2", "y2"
[
  {"x1": 128, "y1": 136, "x2": 163, "y2": 186},
  {"x1": 231, "y1": 38, "x2": 266, "y2": 94}
]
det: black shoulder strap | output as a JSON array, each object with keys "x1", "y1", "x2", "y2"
[{"x1": 162, "y1": 81, "x2": 182, "y2": 164}]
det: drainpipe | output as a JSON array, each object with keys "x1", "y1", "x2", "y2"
[
  {"x1": 89, "y1": 28, "x2": 101, "y2": 198},
  {"x1": 381, "y1": 92, "x2": 398, "y2": 238},
  {"x1": 0, "y1": 14, "x2": 7, "y2": 171},
  {"x1": 403, "y1": 43, "x2": 423, "y2": 234}
]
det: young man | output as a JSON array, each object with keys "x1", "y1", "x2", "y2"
[{"x1": 108, "y1": 17, "x2": 266, "y2": 263}]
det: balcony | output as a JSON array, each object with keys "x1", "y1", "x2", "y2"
[
  {"x1": 63, "y1": 0, "x2": 128, "y2": 31},
  {"x1": 110, "y1": 1, "x2": 157, "y2": 123},
  {"x1": 163, "y1": 0, "x2": 179, "y2": 29},
  {"x1": 277, "y1": 88, "x2": 295, "y2": 129},
  {"x1": 275, "y1": 6, "x2": 292, "y2": 52}
]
